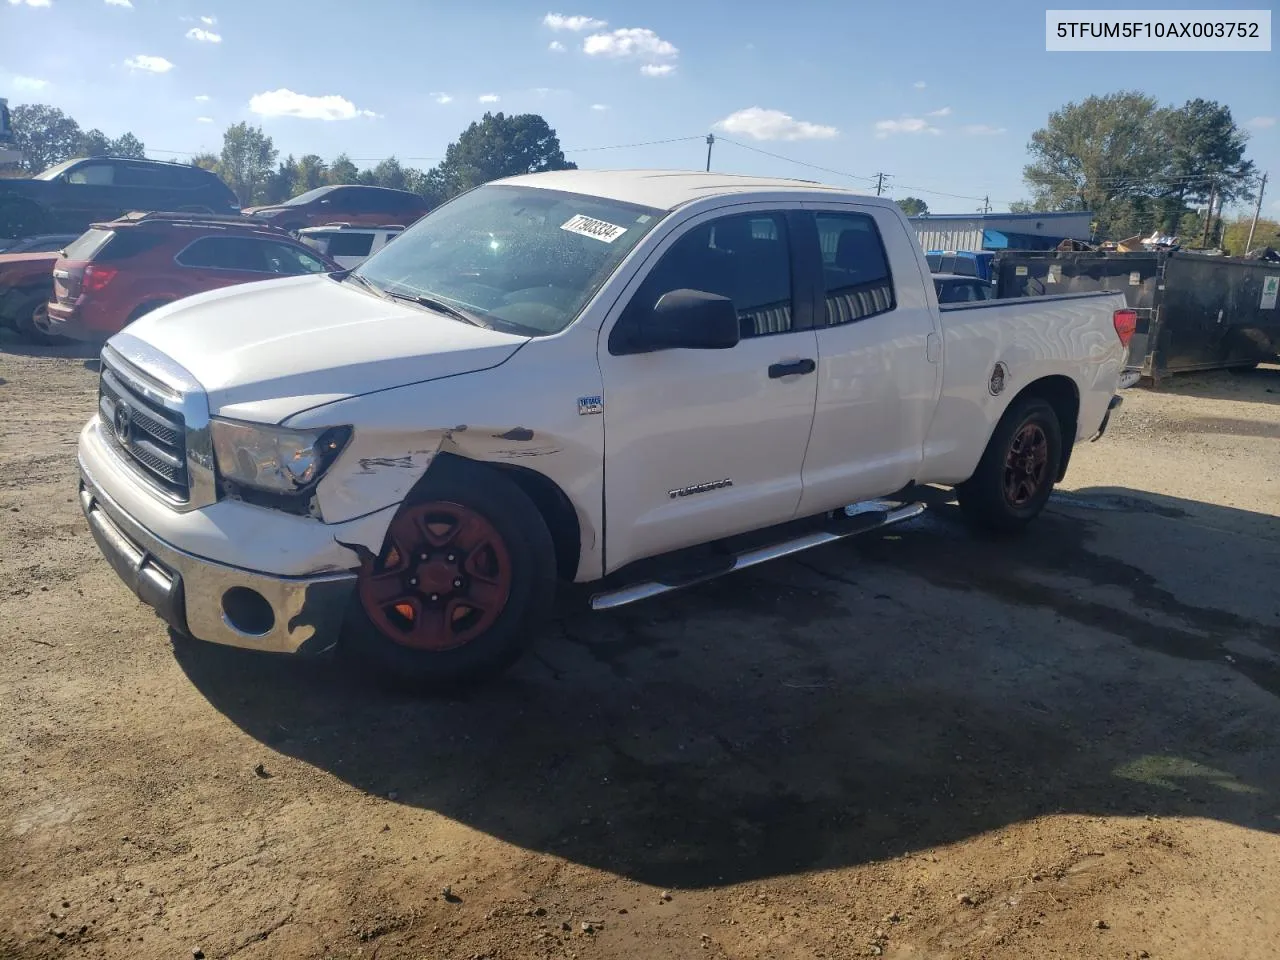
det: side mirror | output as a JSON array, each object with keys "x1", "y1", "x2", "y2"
[{"x1": 634, "y1": 289, "x2": 740, "y2": 351}]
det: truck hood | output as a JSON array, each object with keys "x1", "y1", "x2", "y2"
[{"x1": 111, "y1": 274, "x2": 530, "y2": 422}]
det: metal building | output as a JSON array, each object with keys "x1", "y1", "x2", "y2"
[{"x1": 909, "y1": 211, "x2": 1093, "y2": 252}]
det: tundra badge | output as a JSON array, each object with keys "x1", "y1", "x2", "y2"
[{"x1": 577, "y1": 395, "x2": 603, "y2": 416}]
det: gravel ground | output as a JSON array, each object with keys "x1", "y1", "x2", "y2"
[{"x1": 1, "y1": 340, "x2": 1278, "y2": 960}]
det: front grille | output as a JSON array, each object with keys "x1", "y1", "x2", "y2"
[{"x1": 99, "y1": 362, "x2": 190, "y2": 501}]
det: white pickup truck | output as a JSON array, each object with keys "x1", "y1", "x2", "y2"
[{"x1": 77, "y1": 170, "x2": 1132, "y2": 687}]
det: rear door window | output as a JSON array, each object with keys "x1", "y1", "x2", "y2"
[
  {"x1": 814, "y1": 211, "x2": 896, "y2": 325},
  {"x1": 67, "y1": 163, "x2": 114, "y2": 186},
  {"x1": 176, "y1": 236, "x2": 265, "y2": 271}
]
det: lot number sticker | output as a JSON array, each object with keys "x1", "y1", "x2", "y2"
[
  {"x1": 561, "y1": 214, "x2": 628, "y2": 243},
  {"x1": 1263, "y1": 275, "x2": 1279, "y2": 311}
]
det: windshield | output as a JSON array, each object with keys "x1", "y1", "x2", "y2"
[
  {"x1": 352, "y1": 184, "x2": 664, "y2": 336},
  {"x1": 283, "y1": 186, "x2": 336, "y2": 206},
  {"x1": 34, "y1": 159, "x2": 79, "y2": 181}
]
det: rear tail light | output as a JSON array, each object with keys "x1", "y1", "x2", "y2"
[
  {"x1": 82, "y1": 265, "x2": 118, "y2": 294},
  {"x1": 1113, "y1": 309, "x2": 1137, "y2": 347}
]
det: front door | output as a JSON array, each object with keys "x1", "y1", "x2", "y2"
[
  {"x1": 794, "y1": 205, "x2": 941, "y2": 515},
  {"x1": 599, "y1": 208, "x2": 819, "y2": 573}
]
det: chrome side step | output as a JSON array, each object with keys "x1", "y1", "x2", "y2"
[{"x1": 589, "y1": 501, "x2": 926, "y2": 612}]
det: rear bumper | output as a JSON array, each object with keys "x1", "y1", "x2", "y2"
[
  {"x1": 79, "y1": 466, "x2": 357, "y2": 654},
  {"x1": 1090, "y1": 394, "x2": 1123, "y2": 442},
  {"x1": 45, "y1": 301, "x2": 110, "y2": 343}
]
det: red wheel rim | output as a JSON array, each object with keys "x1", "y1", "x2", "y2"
[
  {"x1": 357, "y1": 501, "x2": 513, "y2": 651},
  {"x1": 1003, "y1": 422, "x2": 1049, "y2": 507}
]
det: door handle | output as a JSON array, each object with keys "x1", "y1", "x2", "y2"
[{"x1": 768, "y1": 358, "x2": 816, "y2": 378}]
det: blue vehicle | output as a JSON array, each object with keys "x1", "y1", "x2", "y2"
[{"x1": 925, "y1": 249, "x2": 996, "y2": 282}]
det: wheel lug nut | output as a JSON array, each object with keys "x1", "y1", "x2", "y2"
[
  {"x1": 453, "y1": 579, "x2": 462, "y2": 588},
  {"x1": 446, "y1": 553, "x2": 456, "y2": 562},
  {"x1": 430, "y1": 594, "x2": 440, "y2": 601},
  {"x1": 409, "y1": 577, "x2": 417, "y2": 585}
]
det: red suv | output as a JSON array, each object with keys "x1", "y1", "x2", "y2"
[
  {"x1": 244, "y1": 185, "x2": 430, "y2": 233},
  {"x1": 45, "y1": 212, "x2": 339, "y2": 343}
]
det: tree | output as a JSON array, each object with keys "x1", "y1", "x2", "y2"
[
  {"x1": 431, "y1": 112, "x2": 576, "y2": 198},
  {"x1": 9, "y1": 104, "x2": 83, "y2": 173},
  {"x1": 78, "y1": 128, "x2": 111, "y2": 157},
  {"x1": 896, "y1": 196, "x2": 929, "y2": 216},
  {"x1": 108, "y1": 132, "x2": 146, "y2": 159},
  {"x1": 217, "y1": 122, "x2": 277, "y2": 205},
  {"x1": 1023, "y1": 91, "x2": 1166, "y2": 237},
  {"x1": 190, "y1": 152, "x2": 219, "y2": 172},
  {"x1": 292, "y1": 154, "x2": 328, "y2": 195},
  {"x1": 369, "y1": 156, "x2": 407, "y2": 191},
  {"x1": 1155, "y1": 99, "x2": 1255, "y2": 233},
  {"x1": 326, "y1": 153, "x2": 359, "y2": 185},
  {"x1": 1222, "y1": 215, "x2": 1280, "y2": 256},
  {"x1": 261, "y1": 154, "x2": 298, "y2": 204}
]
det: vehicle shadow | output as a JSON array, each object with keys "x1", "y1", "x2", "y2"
[
  {"x1": 1144, "y1": 363, "x2": 1280, "y2": 404},
  {"x1": 172, "y1": 487, "x2": 1280, "y2": 890},
  {"x1": 0, "y1": 328, "x2": 99, "y2": 360}
]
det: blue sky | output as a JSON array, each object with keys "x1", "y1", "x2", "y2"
[{"x1": 2, "y1": 0, "x2": 1277, "y2": 214}]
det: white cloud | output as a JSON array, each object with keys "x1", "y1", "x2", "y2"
[
  {"x1": 186, "y1": 27, "x2": 221, "y2": 43},
  {"x1": 590, "y1": 103, "x2": 608, "y2": 111},
  {"x1": 543, "y1": 13, "x2": 606, "y2": 31},
  {"x1": 249, "y1": 88, "x2": 377, "y2": 121},
  {"x1": 200, "y1": 14, "x2": 215, "y2": 24},
  {"x1": 715, "y1": 107, "x2": 838, "y2": 141},
  {"x1": 478, "y1": 94, "x2": 500, "y2": 103},
  {"x1": 927, "y1": 106, "x2": 951, "y2": 117},
  {"x1": 548, "y1": 40, "x2": 566, "y2": 52},
  {"x1": 913, "y1": 80, "x2": 926, "y2": 89},
  {"x1": 1248, "y1": 116, "x2": 1276, "y2": 129},
  {"x1": 583, "y1": 27, "x2": 678, "y2": 60},
  {"x1": 12, "y1": 75, "x2": 49, "y2": 91},
  {"x1": 640, "y1": 63, "x2": 675, "y2": 77},
  {"x1": 874, "y1": 116, "x2": 941, "y2": 138},
  {"x1": 8, "y1": 0, "x2": 53, "y2": 7},
  {"x1": 194, "y1": 94, "x2": 211, "y2": 101},
  {"x1": 124, "y1": 55, "x2": 175, "y2": 73},
  {"x1": 196, "y1": 116, "x2": 213, "y2": 123},
  {"x1": 105, "y1": 0, "x2": 133, "y2": 8},
  {"x1": 962, "y1": 124, "x2": 1007, "y2": 135},
  {"x1": 431, "y1": 92, "x2": 453, "y2": 104}
]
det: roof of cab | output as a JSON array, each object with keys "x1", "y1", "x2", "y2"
[{"x1": 496, "y1": 169, "x2": 882, "y2": 212}]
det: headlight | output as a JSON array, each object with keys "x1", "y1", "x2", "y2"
[{"x1": 211, "y1": 419, "x2": 351, "y2": 495}]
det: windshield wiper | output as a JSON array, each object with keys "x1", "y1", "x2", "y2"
[
  {"x1": 342, "y1": 272, "x2": 386, "y2": 298},
  {"x1": 385, "y1": 291, "x2": 493, "y2": 329}
]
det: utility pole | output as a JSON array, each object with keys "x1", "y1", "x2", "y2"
[
  {"x1": 874, "y1": 172, "x2": 888, "y2": 196},
  {"x1": 982, "y1": 195, "x2": 991, "y2": 214},
  {"x1": 705, "y1": 133, "x2": 715, "y2": 172},
  {"x1": 1200, "y1": 182, "x2": 1217, "y2": 248},
  {"x1": 1245, "y1": 171, "x2": 1268, "y2": 255}
]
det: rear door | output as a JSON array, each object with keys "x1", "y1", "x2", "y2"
[
  {"x1": 794, "y1": 204, "x2": 941, "y2": 514},
  {"x1": 58, "y1": 161, "x2": 121, "y2": 226}
]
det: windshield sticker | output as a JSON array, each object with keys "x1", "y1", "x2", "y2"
[{"x1": 561, "y1": 214, "x2": 628, "y2": 243}]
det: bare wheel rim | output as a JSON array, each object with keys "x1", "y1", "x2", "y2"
[
  {"x1": 1003, "y1": 422, "x2": 1049, "y2": 508},
  {"x1": 357, "y1": 500, "x2": 513, "y2": 651},
  {"x1": 29, "y1": 302, "x2": 52, "y2": 334}
]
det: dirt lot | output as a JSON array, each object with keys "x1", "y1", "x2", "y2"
[{"x1": 2, "y1": 340, "x2": 1279, "y2": 960}]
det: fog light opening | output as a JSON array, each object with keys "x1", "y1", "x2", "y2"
[{"x1": 221, "y1": 587, "x2": 275, "y2": 636}]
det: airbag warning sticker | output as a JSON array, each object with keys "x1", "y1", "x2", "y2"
[{"x1": 560, "y1": 214, "x2": 628, "y2": 243}]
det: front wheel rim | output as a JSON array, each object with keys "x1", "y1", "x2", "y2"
[
  {"x1": 1003, "y1": 422, "x2": 1049, "y2": 507},
  {"x1": 357, "y1": 500, "x2": 513, "y2": 651}
]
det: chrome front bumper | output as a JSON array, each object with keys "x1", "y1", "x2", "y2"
[{"x1": 79, "y1": 469, "x2": 357, "y2": 655}]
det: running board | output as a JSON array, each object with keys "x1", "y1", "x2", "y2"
[{"x1": 589, "y1": 501, "x2": 926, "y2": 612}]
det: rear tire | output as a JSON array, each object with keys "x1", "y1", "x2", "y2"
[
  {"x1": 341, "y1": 457, "x2": 557, "y2": 691},
  {"x1": 956, "y1": 396, "x2": 1063, "y2": 534},
  {"x1": 12, "y1": 294, "x2": 68, "y2": 347}
]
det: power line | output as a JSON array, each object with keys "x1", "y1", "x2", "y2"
[{"x1": 714, "y1": 136, "x2": 880, "y2": 184}]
